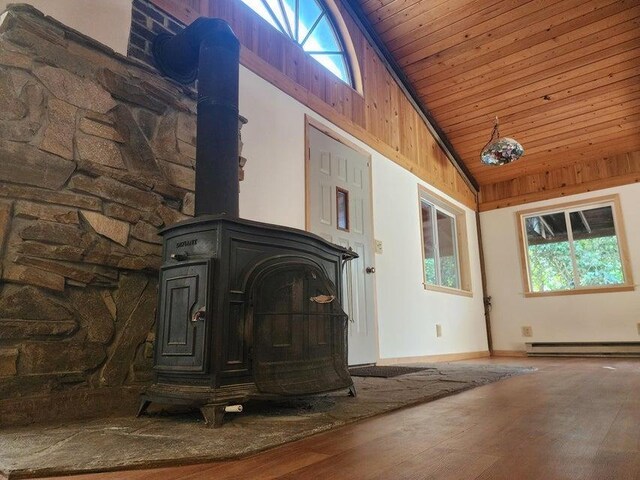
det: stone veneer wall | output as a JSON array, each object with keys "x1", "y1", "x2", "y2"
[{"x1": 0, "y1": 5, "x2": 207, "y2": 425}]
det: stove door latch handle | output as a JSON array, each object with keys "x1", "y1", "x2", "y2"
[
  {"x1": 192, "y1": 306, "x2": 206, "y2": 323},
  {"x1": 310, "y1": 295, "x2": 335, "y2": 304}
]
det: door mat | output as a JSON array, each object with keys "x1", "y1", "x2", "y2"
[
  {"x1": 0, "y1": 363, "x2": 535, "y2": 479},
  {"x1": 349, "y1": 365, "x2": 431, "y2": 377}
]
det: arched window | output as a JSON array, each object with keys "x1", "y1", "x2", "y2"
[{"x1": 240, "y1": 0, "x2": 353, "y2": 86}]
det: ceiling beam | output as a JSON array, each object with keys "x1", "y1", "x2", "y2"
[
  {"x1": 341, "y1": 0, "x2": 480, "y2": 193},
  {"x1": 578, "y1": 211, "x2": 592, "y2": 233}
]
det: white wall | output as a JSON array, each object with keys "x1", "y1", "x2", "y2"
[
  {"x1": 371, "y1": 157, "x2": 488, "y2": 358},
  {"x1": 237, "y1": 68, "x2": 307, "y2": 228},
  {"x1": 5, "y1": 0, "x2": 489, "y2": 361},
  {"x1": 238, "y1": 67, "x2": 488, "y2": 360},
  {"x1": 0, "y1": 1, "x2": 133, "y2": 55},
  {"x1": 481, "y1": 183, "x2": 640, "y2": 352}
]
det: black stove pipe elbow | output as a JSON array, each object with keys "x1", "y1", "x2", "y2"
[{"x1": 153, "y1": 18, "x2": 241, "y2": 218}]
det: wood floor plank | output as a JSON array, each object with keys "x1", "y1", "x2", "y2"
[
  {"x1": 600, "y1": 403, "x2": 640, "y2": 453},
  {"x1": 174, "y1": 450, "x2": 330, "y2": 480},
  {"x1": 369, "y1": 447, "x2": 499, "y2": 480},
  {"x1": 39, "y1": 451, "x2": 331, "y2": 480},
  {"x1": 275, "y1": 427, "x2": 453, "y2": 480}
]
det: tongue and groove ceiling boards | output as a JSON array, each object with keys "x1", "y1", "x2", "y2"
[{"x1": 356, "y1": 0, "x2": 640, "y2": 209}]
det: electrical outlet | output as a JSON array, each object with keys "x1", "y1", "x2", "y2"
[
  {"x1": 375, "y1": 240, "x2": 383, "y2": 254},
  {"x1": 436, "y1": 324, "x2": 442, "y2": 337},
  {"x1": 521, "y1": 326, "x2": 533, "y2": 337}
]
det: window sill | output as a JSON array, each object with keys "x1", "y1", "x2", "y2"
[
  {"x1": 423, "y1": 283, "x2": 473, "y2": 298},
  {"x1": 524, "y1": 284, "x2": 635, "y2": 298}
]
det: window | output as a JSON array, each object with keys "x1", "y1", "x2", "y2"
[
  {"x1": 517, "y1": 195, "x2": 634, "y2": 296},
  {"x1": 419, "y1": 186, "x2": 471, "y2": 296},
  {"x1": 336, "y1": 187, "x2": 349, "y2": 231},
  {"x1": 239, "y1": 0, "x2": 353, "y2": 85}
]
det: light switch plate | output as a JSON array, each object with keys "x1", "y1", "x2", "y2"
[{"x1": 375, "y1": 240, "x2": 383, "y2": 254}]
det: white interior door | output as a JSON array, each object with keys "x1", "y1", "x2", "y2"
[{"x1": 307, "y1": 125, "x2": 377, "y2": 365}]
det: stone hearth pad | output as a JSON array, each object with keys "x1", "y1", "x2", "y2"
[{"x1": 0, "y1": 363, "x2": 533, "y2": 479}]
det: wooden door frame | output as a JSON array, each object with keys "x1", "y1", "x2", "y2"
[{"x1": 304, "y1": 114, "x2": 380, "y2": 365}]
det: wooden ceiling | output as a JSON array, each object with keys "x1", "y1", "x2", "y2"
[{"x1": 357, "y1": 0, "x2": 640, "y2": 200}]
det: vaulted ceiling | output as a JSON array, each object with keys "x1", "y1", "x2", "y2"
[{"x1": 356, "y1": 0, "x2": 640, "y2": 203}]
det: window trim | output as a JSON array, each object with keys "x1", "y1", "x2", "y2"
[
  {"x1": 418, "y1": 185, "x2": 472, "y2": 297},
  {"x1": 516, "y1": 194, "x2": 634, "y2": 298},
  {"x1": 322, "y1": 0, "x2": 363, "y2": 94}
]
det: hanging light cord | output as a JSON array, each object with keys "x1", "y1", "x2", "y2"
[{"x1": 482, "y1": 116, "x2": 501, "y2": 152}]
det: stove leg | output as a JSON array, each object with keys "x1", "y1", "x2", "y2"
[
  {"x1": 200, "y1": 403, "x2": 227, "y2": 428},
  {"x1": 348, "y1": 384, "x2": 357, "y2": 397},
  {"x1": 137, "y1": 399, "x2": 152, "y2": 417}
]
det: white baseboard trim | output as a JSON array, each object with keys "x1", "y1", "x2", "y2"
[
  {"x1": 377, "y1": 350, "x2": 490, "y2": 365},
  {"x1": 491, "y1": 350, "x2": 527, "y2": 357}
]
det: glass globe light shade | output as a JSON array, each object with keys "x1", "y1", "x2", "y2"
[{"x1": 481, "y1": 137, "x2": 524, "y2": 166}]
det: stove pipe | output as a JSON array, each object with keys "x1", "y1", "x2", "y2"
[{"x1": 152, "y1": 18, "x2": 240, "y2": 218}]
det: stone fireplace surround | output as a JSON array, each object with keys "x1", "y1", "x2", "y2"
[{"x1": 0, "y1": 4, "x2": 214, "y2": 426}]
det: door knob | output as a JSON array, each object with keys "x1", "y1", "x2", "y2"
[{"x1": 366, "y1": 267, "x2": 375, "y2": 274}]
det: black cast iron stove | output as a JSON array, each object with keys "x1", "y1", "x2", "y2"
[{"x1": 138, "y1": 18, "x2": 357, "y2": 427}]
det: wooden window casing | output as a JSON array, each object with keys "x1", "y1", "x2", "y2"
[
  {"x1": 516, "y1": 194, "x2": 634, "y2": 297},
  {"x1": 418, "y1": 185, "x2": 472, "y2": 297}
]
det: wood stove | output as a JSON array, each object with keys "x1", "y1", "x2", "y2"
[{"x1": 138, "y1": 18, "x2": 357, "y2": 427}]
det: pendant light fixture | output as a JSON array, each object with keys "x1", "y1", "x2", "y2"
[{"x1": 480, "y1": 117, "x2": 524, "y2": 166}]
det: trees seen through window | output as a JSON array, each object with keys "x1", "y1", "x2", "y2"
[
  {"x1": 418, "y1": 186, "x2": 471, "y2": 296},
  {"x1": 519, "y1": 197, "x2": 632, "y2": 295}
]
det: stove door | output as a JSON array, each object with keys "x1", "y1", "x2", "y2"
[
  {"x1": 155, "y1": 259, "x2": 211, "y2": 373},
  {"x1": 252, "y1": 264, "x2": 352, "y2": 395}
]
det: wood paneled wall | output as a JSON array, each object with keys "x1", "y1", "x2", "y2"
[
  {"x1": 148, "y1": 0, "x2": 477, "y2": 209},
  {"x1": 479, "y1": 150, "x2": 640, "y2": 211}
]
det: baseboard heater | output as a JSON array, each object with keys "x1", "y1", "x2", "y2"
[{"x1": 526, "y1": 342, "x2": 640, "y2": 357}]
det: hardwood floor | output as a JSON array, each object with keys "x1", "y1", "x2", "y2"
[{"x1": 37, "y1": 358, "x2": 640, "y2": 480}]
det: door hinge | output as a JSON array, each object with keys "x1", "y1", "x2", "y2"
[{"x1": 483, "y1": 296, "x2": 492, "y2": 312}]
